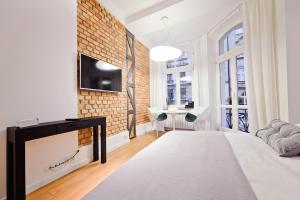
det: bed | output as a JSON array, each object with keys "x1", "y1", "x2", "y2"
[{"x1": 83, "y1": 131, "x2": 300, "y2": 200}]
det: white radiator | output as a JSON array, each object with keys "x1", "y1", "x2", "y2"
[{"x1": 164, "y1": 114, "x2": 194, "y2": 130}]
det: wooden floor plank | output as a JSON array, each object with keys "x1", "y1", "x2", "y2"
[{"x1": 27, "y1": 132, "x2": 162, "y2": 200}]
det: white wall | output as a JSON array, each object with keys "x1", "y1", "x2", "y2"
[
  {"x1": 285, "y1": 0, "x2": 300, "y2": 123},
  {"x1": 0, "y1": 0, "x2": 77, "y2": 197}
]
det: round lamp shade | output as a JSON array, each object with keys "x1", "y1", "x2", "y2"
[{"x1": 150, "y1": 46, "x2": 182, "y2": 62}]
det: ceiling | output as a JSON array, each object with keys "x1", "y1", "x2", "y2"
[{"x1": 100, "y1": 0, "x2": 242, "y2": 48}]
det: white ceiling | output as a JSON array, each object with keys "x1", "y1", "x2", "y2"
[{"x1": 100, "y1": 0, "x2": 242, "y2": 48}]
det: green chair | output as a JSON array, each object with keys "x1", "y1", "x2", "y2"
[
  {"x1": 185, "y1": 113, "x2": 197, "y2": 123},
  {"x1": 149, "y1": 108, "x2": 168, "y2": 137},
  {"x1": 157, "y1": 113, "x2": 168, "y2": 121},
  {"x1": 184, "y1": 107, "x2": 209, "y2": 130}
]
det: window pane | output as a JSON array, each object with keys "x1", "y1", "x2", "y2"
[
  {"x1": 167, "y1": 74, "x2": 176, "y2": 105},
  {"x1": 228, "y1": 23, "x2": 244, "y2": 51},
  {"x1": 236, "y1": 54, "x2": 247, "y2": 105},
  {"x1": 180, "y1": 71, "x2": 192, "y2": 104},
  {"x1": 220, "y1": 60, "x2": 231, "y2": 105},
  {"x1": 219, "y1": 35, "x2": 228, "y2": 55},
  {"x1": 166, "y1": 51, "x2": 192, "y2": 68},
  {"x1": 221, "y1": 108, "x2": 233, "y2": 129},
  {"x1": 219, "y1": 23, "x2": 244, "y2": 55},
  {"x1": 238, "y1": 109, "x2": 249, "y2": 133}
]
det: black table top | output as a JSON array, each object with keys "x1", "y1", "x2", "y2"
[{"x1": 7, "y1": 117, "x2": 106, "y2": 143}]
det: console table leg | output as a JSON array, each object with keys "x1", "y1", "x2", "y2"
[
  {"x1": 7, "y1": 141, "x2": 26, "y2": 200},
  {"x1": 93, "y1": 126, "x2": 99, "y2": 162},
  {"x1": 101, "y1": 122, "x2": 106, "y2": 163},
  {"x1": 7, "y1": 140, "x2": 13, "y2": 200}
]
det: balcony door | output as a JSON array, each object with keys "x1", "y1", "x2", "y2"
[{"x1": 217, "y1": 23, "x2": 249, "y2": 133}]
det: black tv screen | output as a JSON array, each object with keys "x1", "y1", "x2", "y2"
[{"x1": 80, "y1": 54, "x2": 122, "y2": 92}]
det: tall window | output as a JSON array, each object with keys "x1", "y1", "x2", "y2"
[
  {"x1": 217, "y1": 23, "x2": 249, "y2": 133},
  {"x1": 165, "y1": 52, "x2": 193, "y2": 106}
]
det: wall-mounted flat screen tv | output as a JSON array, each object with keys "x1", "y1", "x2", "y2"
[{"x1": 80, "y1": 54, "x2": 122, "y2": 92}]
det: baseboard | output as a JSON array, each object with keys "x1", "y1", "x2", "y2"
[
  {"x1": 26, "y1": 130, "x2": 130, "y2": 194},
  {"x1": 107, "y1": 130, "x2": 130, "y2": 152},
  {"x1": 26, "y1": 157, "x2": 90, "y2": 193},
  {"x1": 136, "y1": 122, "x2": 152, "y2": 136}
]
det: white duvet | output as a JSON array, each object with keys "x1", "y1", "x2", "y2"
[
  {"x1": 84, "y1": 131, "x2": 300, "y2": 200},
  {"x1": 224, "y1": 132, "x2": 300, "y2": 200}
]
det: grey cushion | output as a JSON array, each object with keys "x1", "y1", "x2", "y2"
[
  {"x1": 256, "y1": 119, "x2": 287, "y2": 143},
  {"x1": 256, "y1": 120, "x2": 300, "y2": 157}
]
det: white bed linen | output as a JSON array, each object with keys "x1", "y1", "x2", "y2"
[
  {"x1": 224, "y1": 132, "x2": 300, "y2": 200},
  {"x1": 84, "y1": 131, "x2": 257, "y2": 200},
  {"x1": 84, "y1": 131, "x2": 300, "y2": 200}
]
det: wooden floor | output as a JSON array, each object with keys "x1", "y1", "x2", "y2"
[{"x1": 27, "y1": 132, "x2": 162, "y2": 200}]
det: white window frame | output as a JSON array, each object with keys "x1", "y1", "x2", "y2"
[
  {"x1": 216, "y1": 21, "x2": 249, "y2": 133},
  {"x1": 163, "y1": 58, "x2": 194, "y2": 107}
]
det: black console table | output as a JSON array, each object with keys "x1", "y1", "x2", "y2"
[{"x1": 6, "y1": 117, "x2": 106, "y2": 200}]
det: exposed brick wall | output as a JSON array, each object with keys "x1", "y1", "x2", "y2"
[
  {"x1": 135, "y1": 41, "x2": 150, "y2": 125},
  {"x1": 77, "y1": 0, "x2": 150, "y2": 146}
]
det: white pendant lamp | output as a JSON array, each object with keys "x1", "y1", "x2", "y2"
[
  {"x1": 150, "y1": 16, "x2": 182, "y2": 62},
  {"x1": 150, "y1": 46, "x2": 182, "y2": 62}
]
